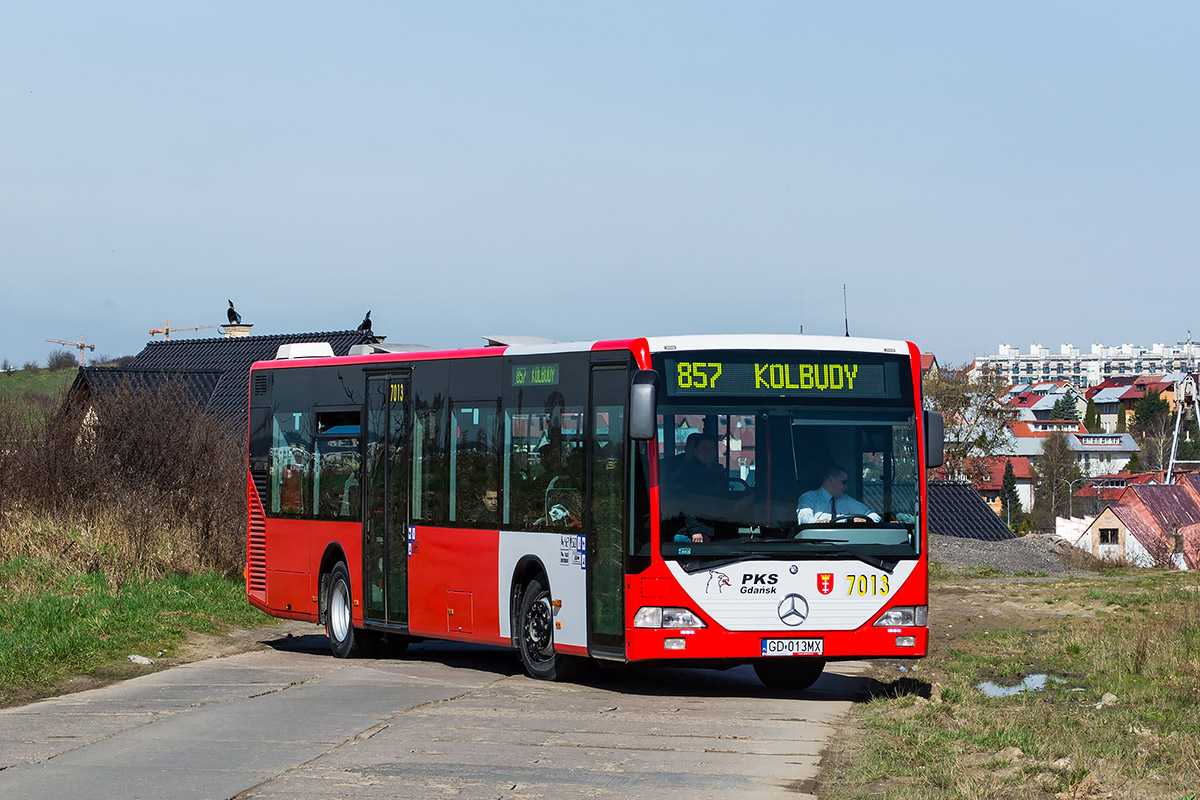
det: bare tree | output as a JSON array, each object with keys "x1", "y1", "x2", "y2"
[
  {"x1": 1132, "y1": 390, "x2": 1172, "y2": 472},
  {"x1": 1032, "y1": 433, "x2": 1082, "y2": 529},
  {"x1": 923, "y1": 365, "x2": 1017, "y2": 484}
]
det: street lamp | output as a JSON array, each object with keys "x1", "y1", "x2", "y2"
[{"x1": 1057, "y1": 477, "x2": 1088, "y2": 518}]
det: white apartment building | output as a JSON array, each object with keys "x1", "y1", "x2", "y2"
[{"x1": 972, "y1": 342, "x2": 1200, "y2": 387}]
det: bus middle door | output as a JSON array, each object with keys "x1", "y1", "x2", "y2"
[{"x1": 365, "y1": 373, "x2": 411, "y2": 629}]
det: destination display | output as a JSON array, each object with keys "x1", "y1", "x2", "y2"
[
  {"x1": 663, "y1": 357, "x2": 897, "y2": 398},
  {"x1": 511, "y1": 363, "x2": 560, "y2": 387}
]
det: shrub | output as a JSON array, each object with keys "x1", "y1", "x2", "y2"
[
  {"x1": 46, "y1": 350, "x2": 78, "y2": 371},
  {"x1": 0, "y1": 381, "x2": 245, "y2": 579}
]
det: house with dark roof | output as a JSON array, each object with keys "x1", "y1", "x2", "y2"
[
  {"x1": 69, "y1": 329, "x2": 380, "y2": 429},
  {"x1": 927, "y1": 481, "x2": 1017, "y2": 542},
  {"x1": 1076, "y1": 474, "x2": 1200, "y2": 569}
]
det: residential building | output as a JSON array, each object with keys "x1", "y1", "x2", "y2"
[
  {"x1": 972, "y1": 342, "x2": 1200, "y2": 388},
  {"x1": 920, "y1": 353, "x2": 939, "y2": 378},
  {"x1": 944, "y1": 456, "x2": 1035, "y2": 517},
  {"x1": 69, "y1": 328, "x2": 382, "y2": 429},
  {"x1": 1004, "y1": 419, "x2": 1139, "y2": 477},
  {"x1": 1085, "y1": 373, "x2": 1192, "y2": 433},
  {"x1": 1075, "y1": 475, "x2": 1200, "y2": 569},
  {"x1": 1004, "y1": 381, "x2": 1086, "y2": 420}
]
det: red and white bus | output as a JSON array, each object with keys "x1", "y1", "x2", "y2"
[{"x1": 245, "y1": 334, "x2": 943, "y2": 688}]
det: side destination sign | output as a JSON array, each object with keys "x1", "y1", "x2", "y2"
[
  {"x1": 512, "y1": 363, "x2": 560, "y2": 387},
  {"x1": 665, "y1": 357, "x2": 897, "y2": 398}
]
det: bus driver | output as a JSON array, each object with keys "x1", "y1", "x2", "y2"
[{"x1": 797, "y1": 464, "x2": 880, "y2": 525}]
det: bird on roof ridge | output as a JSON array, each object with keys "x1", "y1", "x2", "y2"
[
  {"x1": 227, "y1": 300, "x2": 242, "y2": 325},
  {"x1": 358, "y1": 310, "x2": 372, "y2": 333}
]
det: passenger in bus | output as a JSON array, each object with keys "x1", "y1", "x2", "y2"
[
  {"x1": 669, "y1": 433, "x2": 729, "y2": 543},
  {"x1": 672, "y1": 433, "x2": 726, "y2": 495},
  {"x1": 796, "y1": 464, "x2": 880, "y2": 525},
  {"x1": 464, "y1": 488, "x2": 500, "y2": 525}
]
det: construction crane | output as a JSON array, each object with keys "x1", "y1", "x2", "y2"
[
  {"x1": 148, "y1": 320, "x2": 220, "y2": 340},
  {"x1": 43, "y1": 336, "x2": 96, "y2": 367},
  {"x1": 1166, "y1": 374, "x2": 1200, "y2": 482}
]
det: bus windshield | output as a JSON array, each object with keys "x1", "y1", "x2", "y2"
[{"x1": 654, "y1": 351, "x2": 920, "y2": 565}]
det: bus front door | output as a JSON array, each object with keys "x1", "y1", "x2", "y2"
[
  {"x1": 587, "y1": 365, "x2": 628, "y2": 659},
  {"x1": 364, "y1": 373, "x2": 411, "y2": 629}
]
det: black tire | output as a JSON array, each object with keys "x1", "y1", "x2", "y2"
[
  {"x1": 516, "y1": 576, "x2": 579, "y2": 681},
  {"x1": 753, "y1": 658, "x2": 826, "y2": 691},
  {"x1": 326, "y1": 562, "x2": 366, "y2": 658}
]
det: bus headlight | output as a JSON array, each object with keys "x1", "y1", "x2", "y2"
[
  {"x1": 634, "y1": 607, "x2": 707, "y2": 629},
  {"x1": 873, "y1": 606, "x2": 927, "y2": 627}
]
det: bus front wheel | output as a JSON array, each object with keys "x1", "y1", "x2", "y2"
[
  {"x1": 326, "y1": 562, "x2": 372, "y2": 658},
  {"x1": 517, "y1": 577, "x2": 578, "y2": 681},
  {"x1": 753, "y1": 658, "x2": 825, "y2": 691}
]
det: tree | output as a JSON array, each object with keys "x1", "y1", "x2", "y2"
[
  {"x1": 1126, "y1": 450, "x2": 1141, "y2": 473},
  {"x1": 1032, "y1": 433, "x2": 1082, "y2": 529},
  {"x1": 1, "y1": 359, "x2": 12, "y2": 377},
  {"x1": 1117, "y1": 405, "x2": 1127, "y2": 432},
  {"x1": 1083, "y1": 398, "x2": 1100, "y2": 432},
  {"x1": 46, "y1": 349, "x2": 78, "y2": 371},
  {"x1": 1000, "y1": 459, "x2": 1023, "y2": 529},
  {"x1": 1132, "y1": 390, "x2": 1172, "y2": 471},
  {"x1": 1051, "y1": 394, "x2": 1079, "y2": 421},
  {"x1": 923, "y1": 365, "x2": 1018, "y2": 484}
]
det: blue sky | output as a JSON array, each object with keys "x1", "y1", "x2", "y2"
[{"x1": 3, "y1": 3, "x2": 1198, "y2": 368}]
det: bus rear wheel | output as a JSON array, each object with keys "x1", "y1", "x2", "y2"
[
  {"x1": 326, "y1": 562, "x2": 370, "y2": 658},
  {"x1": 517, "y1": 577, "x2": 578, "y2": 681},
  {"x1": 753, "y1": 658, "x2": 825, "y2": 691}
]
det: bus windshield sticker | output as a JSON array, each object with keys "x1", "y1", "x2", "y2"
[{"x1": 512, "y1": 363, "x2": 559, "y2": 387}]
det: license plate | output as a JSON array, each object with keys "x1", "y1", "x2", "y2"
[{"x1": 761, "y1": 638, "x2": 824, "y2": 656}]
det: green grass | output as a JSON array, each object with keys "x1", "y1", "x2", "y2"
[
  {"x1": 0, "y1": 367, "x2": 76, "y2": 402},
  {"x1": 0, "y1": 557, "x2": 271, "y2": 697}
]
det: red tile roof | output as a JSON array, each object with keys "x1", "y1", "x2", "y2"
[
  {"x1": 1009, "y1": 420, "x2": 1087, "y2": 438},
  {"x1": 1076, "y1": 472, "x2": 1159, "y2": 501}
]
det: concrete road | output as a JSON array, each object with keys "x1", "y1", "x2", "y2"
[{"x1": 0, "y1": 628, "x2": 870, "y2": 800}]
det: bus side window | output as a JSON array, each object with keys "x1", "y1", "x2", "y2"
[
  {"x1": 506, "y1": 407, "x2": 585, "y2": 530},
  {"x1": 313, "y1": 411, "x2": 362, "y2": 521},
  {"x1": 271, "y1": 411, "x2": 313, "y2": 517},
  {"x1": 449, "y1": 403, "x2": 501, "y2": 526}
]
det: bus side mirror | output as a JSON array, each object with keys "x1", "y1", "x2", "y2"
[
  {"x1": 629, "y1": 370, "x2": 658, "y2": 441},
  {"x1": 923, "y1": 409, "x2": 944, "y2": 468}
]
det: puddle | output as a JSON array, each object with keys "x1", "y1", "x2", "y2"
[{"x1": 976, "y1": 674, "x2": 1064, "y2": 698}]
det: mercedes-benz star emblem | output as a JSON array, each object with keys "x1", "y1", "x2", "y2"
[{"x1": 777, "y1": 593, "x2": 809, "y2": 627}]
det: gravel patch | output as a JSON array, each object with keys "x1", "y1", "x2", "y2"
[{"x1": 930, "y1": 533, "x2": 1098, "y2": 576}]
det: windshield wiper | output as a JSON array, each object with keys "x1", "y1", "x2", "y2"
[
  {"x1": 833, "y1": 549, "x2": 898, "y2": 574},
  {"x1": 676, "y1": 554, "x2": 773, "y2": 574},
  {"x1": 792, "y1": 539, "x2": 900, "y2": 574}
]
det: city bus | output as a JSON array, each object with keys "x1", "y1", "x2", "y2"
[{"x1": 245, "y1": 334, "x2": 943, "y2": 688}]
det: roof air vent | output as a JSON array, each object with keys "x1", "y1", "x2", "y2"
[{"x1": 275, "y1": 343, "x2": 336, "y2": 360}]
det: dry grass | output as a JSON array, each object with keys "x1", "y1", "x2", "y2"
[
  {"x1": 820, "y1": 571, "x2": 1200, "y2": 799},
  {"x1": 0, "y1": 381, "x2": 245, "y2": 579}
]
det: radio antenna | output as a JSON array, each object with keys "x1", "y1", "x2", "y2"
[{"x1": 843, "y1": 284, "x2": 850, "y2": 337}]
